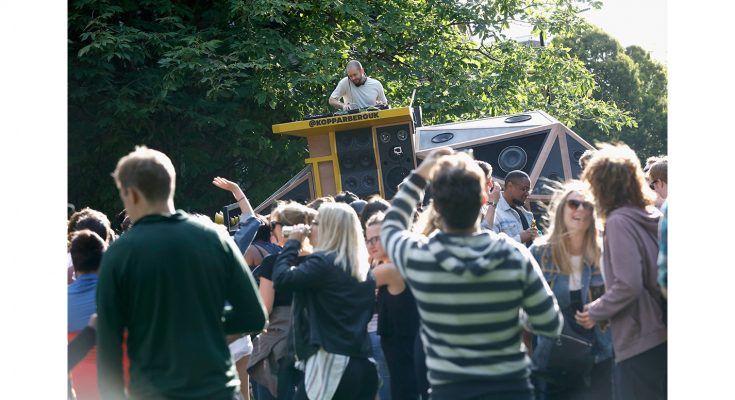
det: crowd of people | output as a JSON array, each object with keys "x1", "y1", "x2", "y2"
[{"x1": 67, "y1": 143, "x2": 668, "y2": 400}]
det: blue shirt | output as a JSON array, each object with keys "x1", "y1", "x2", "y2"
[{"x1": 68, "y1": 274, "x2": 98, "y2": 332}]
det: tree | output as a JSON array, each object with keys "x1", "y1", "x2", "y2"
[
  {"x1": 69, "y1": 0, "x2": 633, "y2": 219},
  {"x1": 553, "y1": 24, "x2": 668, "y2": 161}
]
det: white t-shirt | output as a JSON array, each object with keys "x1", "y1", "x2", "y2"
[
  {"x1": 330, "y1": 77, "x2": 387, "y2": 109},
  {"x1": 569, "y1": 255, "x2": 583, "y2": 291}
]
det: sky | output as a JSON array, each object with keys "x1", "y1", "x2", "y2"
[
  {"x1": 507, "y1": 0, "x2": 668, "y2": 64},
  {"x1": 583, "y1": 0, "x2": 667, "y2": 64}
]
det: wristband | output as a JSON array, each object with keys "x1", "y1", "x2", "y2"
[{"x1": 236, "y1": 196, "x2": 245, "y2": 202}]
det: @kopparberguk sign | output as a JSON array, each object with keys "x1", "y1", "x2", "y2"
[{"x1": 308, "y1": 112, "x2": 380, "y2": 127}]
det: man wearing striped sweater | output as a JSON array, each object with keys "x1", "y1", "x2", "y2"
[{"x1": 380, "y1": 148, "x2": 563, "y2": 400}]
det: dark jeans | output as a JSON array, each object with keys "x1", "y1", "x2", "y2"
[
  {"x1": 613, "y1": 342, "x2": 667, "y2": 400},
  {"x1": 295, "y1": 356, "x2": 378, "y2": 400},
  {"x1": 370, "y1": 331, "x2": 392, "y2": 400},
  {"x1": 414, "y1": 334, "x2": 430, "y2": 399},
  {"x1": 381, "y1": 335, "x2": 420, "y2": 400},
  {"x1": 534, "y1": 357, "x2": 613, "y2": 400},
  {"x1": 251, "y1": 380, "x2": 275, "y2": 400},
  {"x1": 430, "y1": 377, "x2": 535, "y2": 400}
]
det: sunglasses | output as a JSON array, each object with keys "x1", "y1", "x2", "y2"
[
  {"x1": 567, "y1": 199, "x2": 594, "y2": 211},
  {"x1": 365, "y1": 236, "x2": 381, "y2": 246},
  {"x1": 649, "y1": 180, "x2": 658, "y2": 190}
]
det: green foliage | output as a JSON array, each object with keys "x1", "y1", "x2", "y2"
[
  {"x1": 553, "y1": 24, "x2": 668, "y2": 161},
  {"x1": 69, "y1": 0, "x2": 633, "y2": 219}
]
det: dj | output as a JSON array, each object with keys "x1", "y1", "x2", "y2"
[{"x1": 329, "y1": 60, "x2": 388, "y2": 111}]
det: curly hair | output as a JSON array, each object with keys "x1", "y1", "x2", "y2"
[
  {"x1": 67, "y1": 207, "x2": 115, "y2": 247},
  {"x1": 582, "y1": 143, "x2": 656, "y2": 222}
]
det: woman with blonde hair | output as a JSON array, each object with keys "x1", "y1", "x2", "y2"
[
  {"x1": 272, "y1": 202, "x2": 378, "y2": 400},
  {"x1": 576, "y1": 143, "x2": 666, "y2": 400},
  {"x1": 529, "y1": 181, "x2": 612, "y2": 399}
]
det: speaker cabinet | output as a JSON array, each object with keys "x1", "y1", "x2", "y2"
[
  {"x1": 415, "y1": 111, "x2": 595, "y2": 201},
  {"x1": 336, "y1": 128, "x2": 380, "y2": 198},
  {"x1": 459, "y1": 129, "x2": 550, "y2": 180},
  {"x1": 376, "y1": 123, "x2": 416, "y2": 199}
]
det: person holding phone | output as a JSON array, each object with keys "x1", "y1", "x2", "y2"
[{"x1": 528, "y1": 181, "x2": 612, "y2": 400}]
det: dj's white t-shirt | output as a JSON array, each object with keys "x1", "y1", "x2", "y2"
[{"x1": 330, "y1": 77, "x2": 387, "y2": 109}]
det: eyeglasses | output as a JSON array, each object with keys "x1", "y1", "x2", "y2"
[
  {"x1": 649, "y1": 180, "x2": 658, "y2": 190},
  {"x1": 566, "y1": 199, "x2": 594, "y2": 211},
  {"x1": 366, "y1": 236, "x2": 381, "y2": 246},
  {"x1": 270, "y1": 221, "x2": 283, "y2": 230}
]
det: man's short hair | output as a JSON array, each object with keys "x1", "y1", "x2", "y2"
[
  {"x1": 643, "y1": 155, "x2": 663, "y2": 174},
  {"x1": 649, "y1": 158, "x2": 668, "y2": 183},
  {"x1": 346, "y1": 60, "x2": 363, "y2": 73},
  {"x1": 505, "y1": 170, "x2": 530, "y2": 186},
  {"x1": 112, "y1": 146, "x2": 176, "y2": 202},
  {"x1": 70, "y1": 229, "x2": 108, "y2": 274},
  {"x1": 432, "y1": 153, "x2": 486, "y2": 230},
  {"x1": 475, "y1": 160, "x2": 493, "y2": 180},
  {"x1": 335, "y1": 191, "x2": 359, "y2": 204}
]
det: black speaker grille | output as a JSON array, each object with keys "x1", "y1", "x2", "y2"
[
  {"x1": 466, "y1": 130, "x2": 550, "y2": 180},
  {"x1": 533, "y1": 137, "x2": 564, "y2": 195},
  {"x1": 336, "y1": 128, "x2": 379, "y2": 198},
  {"x1": 376, "y1": 124, "x2": 415, "y2": 199},
  {"x1": 566, "y1": 135, "x2": 590, "y2": 179}
]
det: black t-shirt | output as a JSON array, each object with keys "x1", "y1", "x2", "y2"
[{"x1": 257, "y1": 253, "x2": 303, "y2": 308}]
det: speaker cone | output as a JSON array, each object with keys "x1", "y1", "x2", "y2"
[
  {"x1": 572, "y1": 150, "x2": 584, "y2": 162},
  {"x1": 362, "y1": 175, "x2": 376, "y2": 190},
  {"x1": 431, "y1": 132, "x2": 454, "y2": 143},
  {"x1": 342, "y1": 156, "x2": 355, "y2": 170},
  {"x1": 498, "y1": 146, "x2": 528, "y2": 172},
  {"x1": 379, "y1": 131, "x2": 392, "y2": 143},
  {"x1": 504, "y1": 114, "x2": 532, "y2": 123},
  {"x1": 343, "y1": 177, "x2": 358, "y2": 191},
  {"x1": 387, "y1": 167, "x2": 410, "y2": 190}
]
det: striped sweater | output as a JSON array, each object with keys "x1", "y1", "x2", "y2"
[{"x1": 380, "y1": 172, "x2": 563, "y2": 386}]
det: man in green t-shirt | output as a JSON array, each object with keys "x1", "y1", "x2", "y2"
[{"x1": 96, "y1": 146, "x2": 267, "y2": 400}]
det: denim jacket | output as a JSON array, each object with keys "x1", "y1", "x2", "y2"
[
  {"x1": 529, "y1": 242, "x2": 613, "y2": 366},
  {"x1": 483, "y1": 193, "x2": 534, "y2": 244}
]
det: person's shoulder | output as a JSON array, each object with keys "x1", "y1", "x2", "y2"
[
  {"x1": 336, "y1": 76, "x2": 349, "y2": 86},
  {"x1": 368, "y1": 77, "x2": 384, "y2": 86}
]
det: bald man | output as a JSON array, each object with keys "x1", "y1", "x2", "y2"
[{"x1": 329, "y1": 60, "x2": 387, "y2": 111}]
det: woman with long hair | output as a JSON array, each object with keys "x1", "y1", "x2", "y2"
[
  {"x1": 529, "y1": 181, "x2": 613, "y2": 399},
  {"x1": 576, "y1": 144, "x2": 666, "y2": 400},
  {"x1": 272, "y1": 202, "x2": 378, "y2": 400}
]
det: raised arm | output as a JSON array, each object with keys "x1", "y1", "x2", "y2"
[
  {"x1": 212, "y1": 177, "x2": 254, "y2": 218},
  {"x1": 381, "y1": 148, "x2": 453, "y2": 273}
]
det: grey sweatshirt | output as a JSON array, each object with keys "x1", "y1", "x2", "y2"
[{"x1": 588, "y1": 205, "x2": 666, "y2": 362}]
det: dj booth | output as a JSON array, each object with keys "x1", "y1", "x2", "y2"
[{"x1": 249, "y1": 106, "x2": 419, "y2": 214}]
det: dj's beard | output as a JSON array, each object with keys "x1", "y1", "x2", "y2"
[{"x1": 353, "y1": 75, "x2": 367, "y2": 87}]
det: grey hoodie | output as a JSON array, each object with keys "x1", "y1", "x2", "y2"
[{"x1": 588, "y1": 205, "x2": 666, "y2": 362}]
